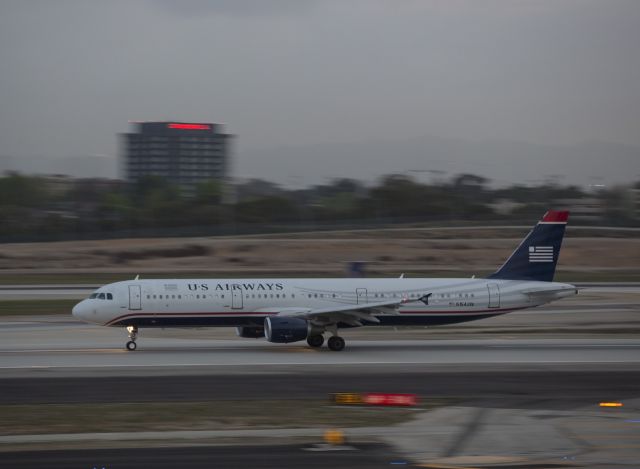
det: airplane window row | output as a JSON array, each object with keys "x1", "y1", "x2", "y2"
[
  {"x1": 436, "y1": 293, "x2": 475, "y2": 298},
  {"x1": 145, "y1": 293, "x2": 300, "y2": 301},
  {"x1": 148, "y1": 294, "x2": 183, "y2": 300},
  {"x1": 308, "y1": 293, "x2": 339, "y2": 299},
  {"x1": 146, "y1": 294, "x2": 228, "y2": 300},
  {"x1": 247, "y1": 293, "x2": 294, "y2": 299},
  {"x1": 89, "y1": 293, "x2": 113, "y2": 300}
]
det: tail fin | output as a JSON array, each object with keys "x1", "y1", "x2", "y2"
[{"x1": 488, "y1": 210, "x2": 569, "y2": 282}]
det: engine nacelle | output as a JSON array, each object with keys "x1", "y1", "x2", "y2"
[
  {"x1": 235, "y1": 326, "x2": 265, "y2": 339},
  {"x1": 264, "y1": 316, "x2": 309, "y2": 343}
]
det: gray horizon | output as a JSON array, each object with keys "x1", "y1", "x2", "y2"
[{"x1": 1, "y1": 0, "x2": 639, "y2": 187}]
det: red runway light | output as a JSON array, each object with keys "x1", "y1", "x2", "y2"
[{"x1": 363, "y1": 393, "x2": 418, "y2": 406}]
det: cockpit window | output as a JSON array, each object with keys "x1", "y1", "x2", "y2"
[
  {"x1": 98, "y1": 293, "x2": 106, "y2": 300},
  {"x1": 89, "y1": 293, "x2": 98, "y2": 299},
  {"x1": 107, "y1": 293, "x2": 113, "y2": 300}
]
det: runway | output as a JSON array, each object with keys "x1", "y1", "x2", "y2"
[
  {"x1": 2, "y1": 338, "x2": 640, "y2": 371},
  {"x1": 1, "y1": 318, "x2": 640, "y2": 372},
  {"x1": 1, "y1": 284, "x2": 639, "y2": 373},
  {"x1": 0, "y1": 444, "x2": 410, "y2": 469},
  {"x1": 2, "y1": 289, "x2": 639, "y2": 468}
]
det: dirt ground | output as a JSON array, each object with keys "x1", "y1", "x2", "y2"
[{"x1": 0, "y1": 227, "x2": 638, "y2": 278}]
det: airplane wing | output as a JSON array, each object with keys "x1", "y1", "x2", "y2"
[{"x1": 273, "y1": 299, "x2": 407, "y2": 327}]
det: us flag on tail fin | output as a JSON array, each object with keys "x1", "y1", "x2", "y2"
[{"x1": 529, "y1": 246, "x2": 554, "y2": 263}]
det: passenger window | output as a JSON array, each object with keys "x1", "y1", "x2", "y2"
[{"x1": 107, "y1": 293, "x2": 113, "y2": 300}]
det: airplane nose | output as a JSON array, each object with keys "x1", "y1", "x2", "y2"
[{"x1": 72, "y1": 301, "x2": 85, "y2": 320}]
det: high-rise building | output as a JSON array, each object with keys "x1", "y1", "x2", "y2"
[{"x1": 122, "y1": 121, "x2": 231, "y2": 194}]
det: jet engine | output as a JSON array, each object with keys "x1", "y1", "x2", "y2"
[
  {"x1": 235, "y1": 326, "x2": 265, "y2": 339},
  {"x1": 264, "y1": 316, "x2": 309, "y2": 343}
]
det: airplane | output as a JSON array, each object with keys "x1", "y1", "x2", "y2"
[{"x1": 72, "y1": 210, "x2": 577, "y2": 351}]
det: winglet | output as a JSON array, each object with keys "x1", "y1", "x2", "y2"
[{"x1": 134, "y1": 274, "x2": 139, "y2": 280}]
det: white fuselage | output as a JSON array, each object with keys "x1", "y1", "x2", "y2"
[{"x1": 72, "y1": 277, "x2": 577, "y2": 328}]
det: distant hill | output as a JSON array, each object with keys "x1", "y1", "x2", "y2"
[{"x1": 238, "y1": 137, "x2": 640, "y2": 187}]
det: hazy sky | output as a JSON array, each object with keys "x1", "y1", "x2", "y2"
[{"x1": 0, "y1": 0, "x2": 639, "y2": 184}]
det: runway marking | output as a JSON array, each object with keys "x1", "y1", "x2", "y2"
[
  {"x1": 490, "y1": 344, "x2": 640, "y2": 348},
  {"x1": 1, "y1": 359, "x2": 640, "y2": 370}
]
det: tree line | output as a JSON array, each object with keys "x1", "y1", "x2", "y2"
[{"x1": 0, "y1": 172, "x2": 637, "y2": 241}]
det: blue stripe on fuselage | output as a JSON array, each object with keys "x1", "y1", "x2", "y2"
[{"x1": 108, "y1": 312, "x2": 505, "y2": 328}]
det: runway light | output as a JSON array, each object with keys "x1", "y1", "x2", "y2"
[
  {"x1": 599, "y1": 402, "x2": 623, "y2": 407},
  {"x1": 332, "y1": 393, "x2": 363, "y2": 405},
  {"x1": 332, "y1": 392, "x2": 418, "y2": 406},
  {"x1": 363, "y1": 393, "x2": 418, "y2": 406},
  {"x1": 323, "y1": 429, "x2": 345, "y2": 445}
]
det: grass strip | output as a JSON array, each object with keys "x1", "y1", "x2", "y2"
[
  {"x1": 0, "y1": 270, "x2": 639, "y2": 285},
  {"x1": 0, "y1": 400, "x2": 442, "y2": 436},
  {"x1": 0, "y1": 299, "x2": 77, "y2": 316}
]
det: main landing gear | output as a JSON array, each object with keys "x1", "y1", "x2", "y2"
[
  {"x1": 327, "y1": 336, "x2": 345, "y2": 352},
  {"x1": 306, "y1": 334, "x2": 324, "y2": 348},
  {"x1": 126, "y1": 325, "x2": 138, "y2": 351},
  {"x1": 307, "y1": 324, "x2": 346, "y2": 351}
]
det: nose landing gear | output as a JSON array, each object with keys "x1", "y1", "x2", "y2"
[{"x1": 126, "y1": 325, "x2": 138, "y2": 351}]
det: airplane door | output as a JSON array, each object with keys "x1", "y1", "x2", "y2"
[
  {"x1": 128, "y1": 285, "x2": 142, "y2": 310},
  {"x1": 356, "y1": 288, "x2": 368, "y2": 304},
  {"x1": 232, "y1": 287, "x2": 243, "y2": 309},
  {"x1": 487, "y1": 283, "x2": 500, "y2": 308}
]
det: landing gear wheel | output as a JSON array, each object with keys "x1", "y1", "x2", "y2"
[
  {"x1": 307, "y1": 334, "x2": 324, "y2": 348},
  {"x1": 126, "y1": 325, "x2": 138, "y2": 351},
  {"x1": 327, "y1": 336, "x2": 345, "y2": 352}
]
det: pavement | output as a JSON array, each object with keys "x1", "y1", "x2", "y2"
[
  {"x1": 2, "y1": 401, "x2": 638, "y2": 468},
  {"x1": 0, "y1": 443, "x2": 413, "y2": 469},
  {"x1": 1, "y1": 283, "x2": 638, "y2": 468}
]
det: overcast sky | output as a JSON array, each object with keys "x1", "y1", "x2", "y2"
[{"x1": 0, "y1": 0, "x2": 639, "y2": 185}]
